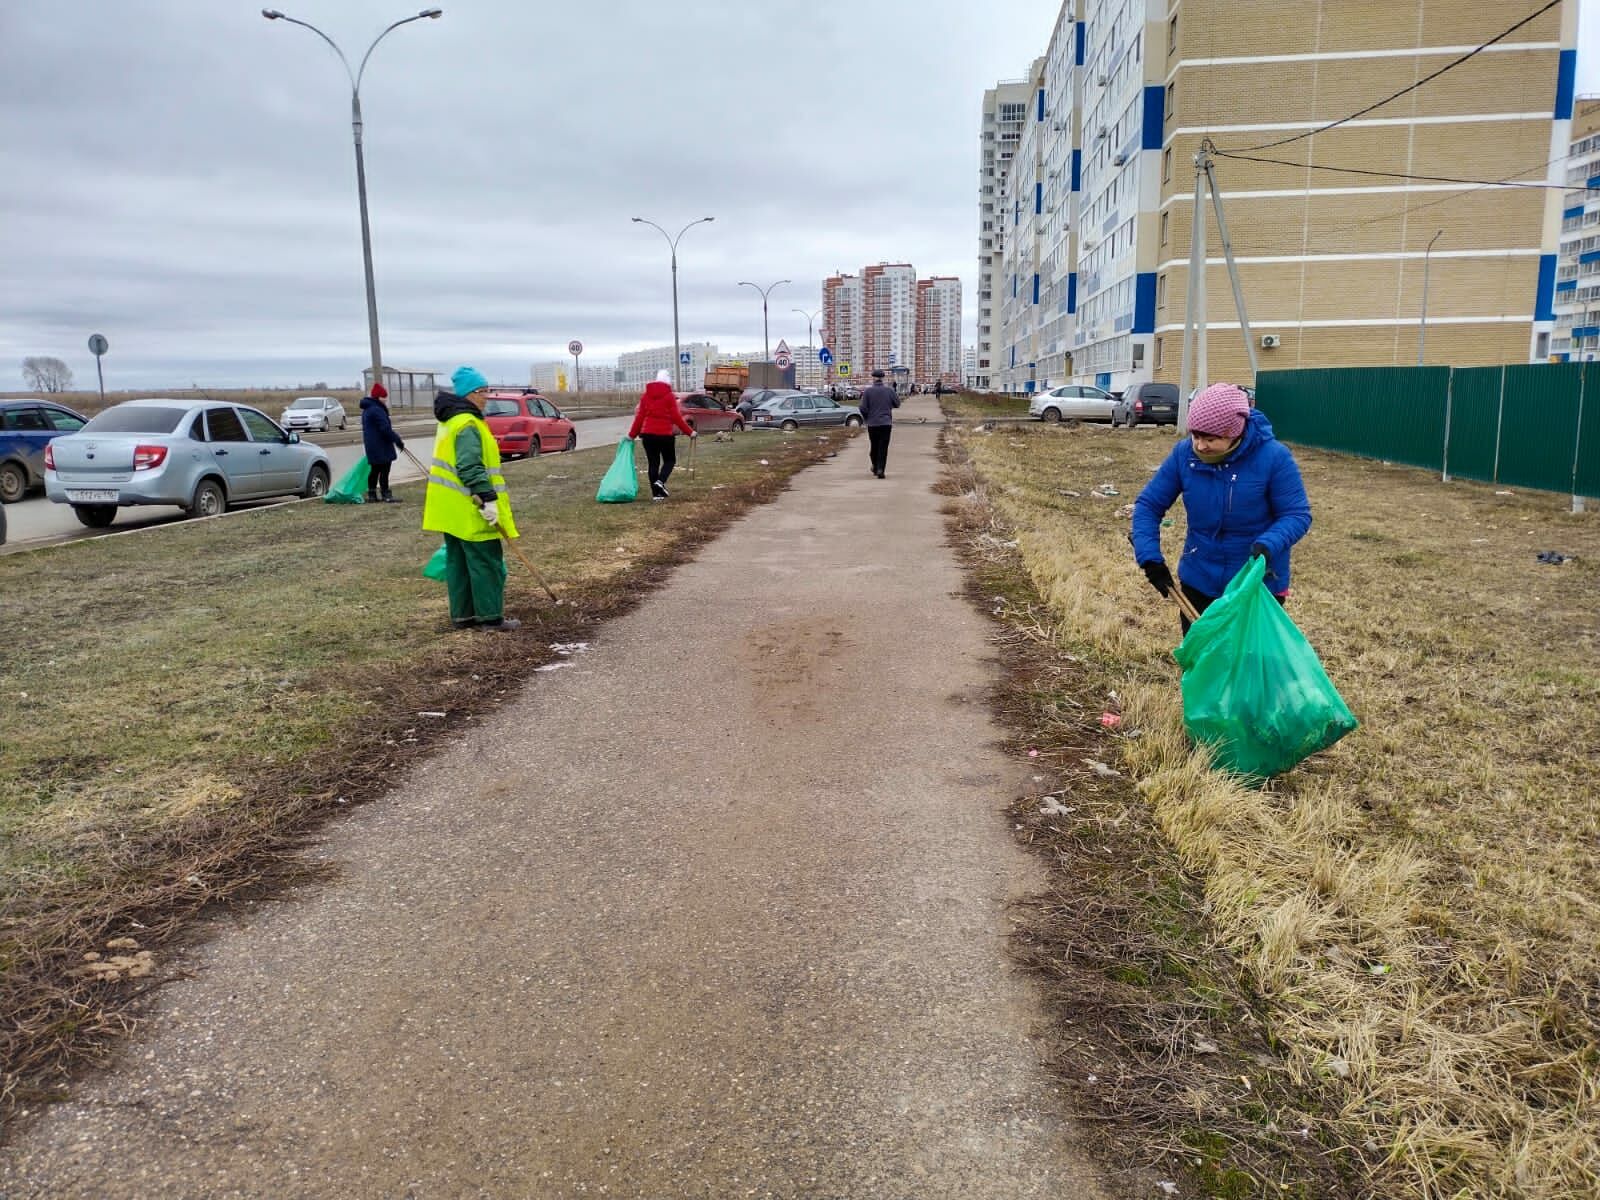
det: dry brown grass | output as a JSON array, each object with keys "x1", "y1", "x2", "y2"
[{"x1": 947, "y1": 419, "x2": 1600, "y2": 1198}]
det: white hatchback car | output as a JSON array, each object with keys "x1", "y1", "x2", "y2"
[
  {"x1": 1029, "y1": 384, "x2": 1120, "y2": 424},
  {"x1": 281, "y1": 395, "x2": 348, "y2": 432}
]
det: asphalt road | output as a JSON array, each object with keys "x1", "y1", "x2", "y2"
[
  {"x1": 0, "y1": 414, "x2": 635, "y2": 554},
  {"x1": 0, "y1": 396, "x2": 1114, "y2": 1197}
]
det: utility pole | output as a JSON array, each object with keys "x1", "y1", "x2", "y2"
[
  {"x1": 1178, "y1": 139, "x2": 1257, "y2": 431},
  {"x1": 1419, "y1": 230, "x2": 1443, "y2": 366}
]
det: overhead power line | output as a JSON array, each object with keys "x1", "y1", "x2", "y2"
[
  {"x1": 1213, "y1": 149, "x2": 1600, "y2": 192},
  {"x1": 1224, "y1": 0, "x2": 1563, "y2": 154}
]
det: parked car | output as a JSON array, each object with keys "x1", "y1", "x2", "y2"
[
  {"x1": 678, "y1": 392, "x2": 744, "y2": 433},
  {"x1": 280, "y1": 395, "x2": 348, "y2": 432},
  {"x1": 482, "y1": 390, "x2": 576, "y2": 458},
  {"x1": 1028, "y1": 384, "x2": 1118, "y2": 424},
  {"x1": 44, "y1": 399, "x2": 332, "y2": 528},
  {"x1": 1113, "y1": 382, "x2": 1181, "y2": 427},
  {"x1": 749, "y1": 393, "x2": 862, "y2": 431},
  {"x1": 0, "y1": 398, "x2": 89, "y2": 503}
]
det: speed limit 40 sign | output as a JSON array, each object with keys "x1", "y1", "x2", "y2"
[{"x1": 568, "y1": 340, "x2": 584, "y2": 356}]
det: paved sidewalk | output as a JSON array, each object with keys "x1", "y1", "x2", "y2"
[{"x1": 1, "y1": 397, "x2": 1111, "y2": 1198}]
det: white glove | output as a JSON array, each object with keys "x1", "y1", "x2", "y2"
[
  {"x1": 479, "y1": 499, "x2": 500, "y2": 527},
  {"x1": 688, "y1": 429, "x2": 698, "y2": 438}
]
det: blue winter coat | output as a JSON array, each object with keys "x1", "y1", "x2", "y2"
[
  {"x1": 360, "y1": 396, "x2": 404, "y2": 465},
  {"x1": 1130, "y1": 409, "x2": 1311, "y2": 596}
]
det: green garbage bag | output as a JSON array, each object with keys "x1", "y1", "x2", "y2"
[
  {"x1": 596, "y1": 438, "x2": 638, "y2": 503},
  {"x1": 325, "y1": 456, "x2": 371, "y2": 504},
  {"x1": 1171, "y1": 556, "x2": 1357, "y2": 780},
  {"x1": 422, "y1": 540, "x2": 506, "y2": 584}
]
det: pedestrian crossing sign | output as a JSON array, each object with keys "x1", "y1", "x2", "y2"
[{"x1": 837, "y1": 363, "x2": 850, "y2": 376}]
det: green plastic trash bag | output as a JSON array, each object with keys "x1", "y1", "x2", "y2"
[
  {"x1": 596, "y1": 438, "x2": 638, "y2": 503},
  {"x1": 1171, "y1": 556, "x2": 1358, "y2": 780},
  {"x1": 423, "y1": 543, "x2": 448, "y2": 580},
  {"x1": 325, "y1": 456, "x2": 371, "y2": 504}
]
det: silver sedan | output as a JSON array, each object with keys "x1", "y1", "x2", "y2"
[
  {"x1": 749, "y1": 393, "x2": 863, "y2": 431},
  {"x1": 44, "y1": 399, "x2": 332, "y2": 529},
  {"x1": 281, "y1": 395, "x2": 348, "y2": 432}
]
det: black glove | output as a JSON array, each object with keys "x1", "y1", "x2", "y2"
[
  {"x1": 396, "y1": 438, "x2": 405, "y2": 451},
  {"x1": 1139, "y1": 560, "x2": 1174, "y2": 597},
  {"x1": 1249, "y1": 542, "x2": 1268, "y2": 560}
]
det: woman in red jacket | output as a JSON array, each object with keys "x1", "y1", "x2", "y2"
[{"x1": 627, "y1": 370, "x2": 696, "y2": 500}]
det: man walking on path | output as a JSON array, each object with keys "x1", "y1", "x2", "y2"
[
  {"x1": 422, "y1": 366, "x2": 521, "y2": 632},
  {"x1": 858, "y1": 367, "x2": 900, "y2": 478}
]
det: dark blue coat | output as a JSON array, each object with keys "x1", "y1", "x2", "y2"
[
  {"x1": 360, "y1": 396, "x2": 404, "y2": 465},
  {"x1": 1131, "y1": 409, "x2": 1311, "y2": 596}
]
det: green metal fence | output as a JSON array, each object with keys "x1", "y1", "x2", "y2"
[{"x1": 1255, "y1": 364, "x2": 1598, "y2": 497}]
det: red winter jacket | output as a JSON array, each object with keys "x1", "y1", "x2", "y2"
[{"x1": 628, "y1": 381, "x2": 694, "y2": 438}]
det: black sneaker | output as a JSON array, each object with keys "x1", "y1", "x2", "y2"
[
  {"x1": 653, "y1": 480, "x2": 669, "y2": 499},
  {"x1": 479, "y1": 618, "x2": 522, "y2": 633},
  {"x1": 452, "y1": 619, "x2": 478, "y2": 631},
  {"x1": 366, "y1": 493, "x2": 379, "y2": 504},
  {"x1": 382, "y1": 494, "x2": 401, "y2": 503}
]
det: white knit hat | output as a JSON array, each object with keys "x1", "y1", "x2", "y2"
[{"x1": 655, "y1": 369, "x2": 673, "y2": 384}]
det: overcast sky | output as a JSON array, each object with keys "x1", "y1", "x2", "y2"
[{"x1": 3, "y1": 2, "x2": 1598, "y2": 390}]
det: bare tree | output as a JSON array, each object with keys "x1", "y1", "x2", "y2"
[{"x1": 22, "y1": 356, "x2": 73, "y2": 393}]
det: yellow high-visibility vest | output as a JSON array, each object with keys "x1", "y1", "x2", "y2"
[{"x1": 421, "y1": 412, "x2": 519, "y2": 541}]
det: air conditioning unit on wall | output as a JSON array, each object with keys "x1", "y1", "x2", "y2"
[{"x1": 1260, "y1": 334, "x2": 1281, "y2": 349}]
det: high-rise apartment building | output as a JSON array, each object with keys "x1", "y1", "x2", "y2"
[
  {"x1": 976, "y1": 66, "x2": 1041, "y2": 390},
  {"x1": 915, "y1": 277, "x2": 964, "y2": 386},
  {"x1": 617, "y1": 342, "x2": 719, "y2": 392},
  {"x1": 1552, "y1": 98, "x2": 1600, "y2": 361},
  {"x1": 862, "y1": 263, "x2": 917, "y2": 376},
  {"x1": 822, "y1": 273, "x2": 863, "y2": 381},
  {"x1": 530, "y1": 361, "x2": 620, "y2": 392},
  {"x1": 985, "y1": 0, "x2": 1576, "y2": 394}
]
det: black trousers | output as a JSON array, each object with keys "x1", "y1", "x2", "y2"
[
  {"x1": 640, "y1": 433, "x2": 677, "y2": 490},
  {"x1": 368, "y1": 460, "x2": 392, "y2": 496},
  {"x1": 1178, "y1": 581, "x2": 1286, "y2": 633},
  {"x1": 867, "y1": 425, "x2": 892, "y2": 475}
]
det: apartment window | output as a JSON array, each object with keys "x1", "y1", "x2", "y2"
[
  {"x1": 1165, "y1": 81, "x2": 1175, "y2": 121},
  {"x1": 1160, "y1": 211, "x2": 1169, "y2": 245},
  {"x1": 1156, "y1": 274, "x2": 1167, "y2": 309},
  {"x1": 1163, "y1": 147, "x2": 1172, "y2": 182},
  {"x1": 1168, "y1": 15, "x2": 1178, "y2": 54},
  {"x1": 1154, "y1": 336, "x2": 1164, "y2": 368}
]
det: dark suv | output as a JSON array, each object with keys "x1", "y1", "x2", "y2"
[{"x1": 1113, "y1": 382, "x2": 1180, "y2": 428}]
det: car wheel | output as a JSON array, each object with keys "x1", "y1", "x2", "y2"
[
  {"x1": 340, "y1": 417, "x2": 348, "y2": 430},
  {"x1": 565, "y1": 431, "x2": 577, "y2": 451},
  {"x1": 0, "y1": 461, "x2": 25, "y2": 503},
  {"x1": 302, "y1": 464, "x2": 330, "y2": 500},
  {"x1": 844, "y1": 416, "x2": 861, "y2": 428},
  {"x1": 527, "y1": 435, "x2": 541, "y2": 457},
  {"x1": 1041, "y1": 406, "x2": 1062, "y2": 424},
  {"x1": 72, "y1": 503, "x2": 116, "y2": 529},
  {"x1": 188, "y1": 477, "x2": 226, "y2": 518},
  {"x1": 732, "y1": 420, "x2": 744, "y2": 433},
  {"x1": 780, "y1": 419, "x2": 799, "y2": 432}
]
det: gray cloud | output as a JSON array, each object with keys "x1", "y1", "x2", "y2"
[{"x1": 1, "y1": 0, "x2": 1054, "y2": 388}]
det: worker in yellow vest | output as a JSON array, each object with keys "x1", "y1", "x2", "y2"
[{"x1": 422, "y1": 366, "x2": 522, "y2": 632}]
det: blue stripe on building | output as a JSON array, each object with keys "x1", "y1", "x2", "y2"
[
  {"x1": 1035, "y1": 181, "x2": 1042, "y2": 215},
  {"x1": 1556, "y1": 49, "x2": 1577, "y2": 121},
  {"x1": 1142, "y1": 85, "x2": 1165, "y2": 150},
  {"x1": 1032, "y1": 273, "x2": 1041, "y2": 305},
  {"x1": 1566, "y1": 205, "x2": 1586, "y2": 219},
  {"x1": 1557, "y1": 279, "x2": 1578, "y2": 292},
  {"x1": 1067, "y1": 272, "x2": 1077, "y2": 314},
  {"x1": 1037, "y1": 88, "x2": 1045, "y2": 122},
  {"x1": 1071, "y1": 148, "x2": 1081, "y2": 192},
  {"x1": 1572, "y1": 326, "x2": 1600, "y2": 339},
  {"x1": 1096, "y1": 372, "x2": 1111, "y2": 390},
  {"x1": 1133, "y1": 272, "x2": 1157, "y2": 334},
  {"x1": 1580, "y1": 250, "x2": 1600, "y2": 265},
  {"x1": 1535, "y1": 253, "x2": 1558, "y2": 322},
  {"x1": 1074, "y1": 21, "x2": 1084, "y2": 66},
  {"x1": 1588, "y1": 175, "x2": 1600, "y2": 190}
]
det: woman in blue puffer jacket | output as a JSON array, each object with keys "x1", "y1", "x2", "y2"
[
  {"x1": 360, "y1": 383, "x2": 406, "y2": 503},
  {"x1": 1130, "y1": 382, "x2": 1311, "y2": 630}
]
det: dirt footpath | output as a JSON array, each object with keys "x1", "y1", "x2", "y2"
[{"x1": 1, "y1": 398, "x2": 1113, "y2": 1198}]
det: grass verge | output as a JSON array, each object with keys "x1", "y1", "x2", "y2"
[
  {"x1": 940, "y1": 417, "x2": 1600, "y2": 1198},
  {"x1": 0, "y1": 427, "x2": 843, "y2": 1120}
]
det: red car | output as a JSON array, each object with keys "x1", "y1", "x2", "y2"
[
  {"x1": 483, "y1": 390, "x2": 576, "y2": 458},
  {"x1": 678, "y1": 392, "x2": 744, "y2": 433}
]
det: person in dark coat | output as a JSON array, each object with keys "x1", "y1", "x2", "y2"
[
  {"x1": 857, "y1": 368, "x2": 900, "y2": 479},
  {"x1": 360, "y1": 383, "x2": 406, "y2": 503},
  {"x1": 1130, "y1": 382, "x2": 1312, "y2": 631}
]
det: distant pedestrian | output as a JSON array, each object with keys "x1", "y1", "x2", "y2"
[
  {"x1": 360, "y1": 383, "x2": 405, "y2": 503},
  {"x1": 1131, "y1": 382, "x2": 1311, "y2": 632},
  {"x1": 857, "y1": 368, "x2": 900, "y2": 479},
  {"x1": 422, "y1": 366, "x2": 521, "y2": 632},
  {"x1": 628, "y1": 369, "x2": 696, "y2": 500}
]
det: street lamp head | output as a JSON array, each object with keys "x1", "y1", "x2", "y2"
[
  {"x1": 631, "y1": 217, "x2": 644, "y2": 223},
  {"x1": 702, "y1": 216, "x2": 715, "y2": 222},
  {"x1": 419, "y1": 8, "x2": 443, "y2": 17},
  {"x1": 262, "y1": 8, "x2": 283, "y2": 18}
]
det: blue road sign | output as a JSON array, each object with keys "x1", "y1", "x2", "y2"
[
  {"x1": 818, "y1": 347, "x2": 833, "y2": 366},
  {"x1": 679, "y1": 351, "x2": 691, "y2": 365}
]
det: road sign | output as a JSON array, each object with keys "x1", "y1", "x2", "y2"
[
  {"x1": 567, "y1": 339, "x2": 584, "y2": 356},
  {"x1": 837, "y1": 363, "x2": 850, "y2": 377},
  {"x1": 888, "y1": 352, "x2": 897, "y2": 365},
  {"x1": 774, "y1": 350, "x2": 793, "y2": 369},
  {"x1": 818, "y1": 347, "x2": 833, "y2": 366},
  {"x1": 679, "y1": 351, "x2": 691, "y2": 365},
  {"x1": 775, "y1": 339, "x2": 790, "y2": 355},
  {"x1": 88, "y1": 333, "x2": 109, "y2": 356}
]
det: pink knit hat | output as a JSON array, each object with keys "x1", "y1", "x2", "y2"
[{"x1": 1188, "y1": 383, "x2": 1250, "y2": 438}]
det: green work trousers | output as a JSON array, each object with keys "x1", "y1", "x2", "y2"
[{"x1": 443, "y1": 533, "x2": 507, "y2": 625}]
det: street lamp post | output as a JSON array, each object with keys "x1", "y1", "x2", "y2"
[
  {"x1": 262, "y1": 7, "x2": 443, "y2": 391},
  {"x1": 739, "y1": 279, "x2": 791, "y2": 361},
  {"x1": 632, "y1": 216, "x2": 715, "y2": 391},
  {"x1": 1418, "y1": 229, "x2": 1443, "y2": 367},
  {"x1": 792, "y1": 307, "x2": 820, "y2": 388}
]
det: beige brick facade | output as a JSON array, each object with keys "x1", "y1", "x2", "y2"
[{"x1": 1146, "y1": 0, "x2": 1566, "y2": 385}]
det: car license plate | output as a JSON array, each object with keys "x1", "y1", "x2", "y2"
[{"x1": 67, "y1": 489, "x2": 118, "y2": 503}]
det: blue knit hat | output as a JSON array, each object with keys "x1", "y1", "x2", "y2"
[{"x1": 452, "y1": 365, "x2": 488, "y2": 397}]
